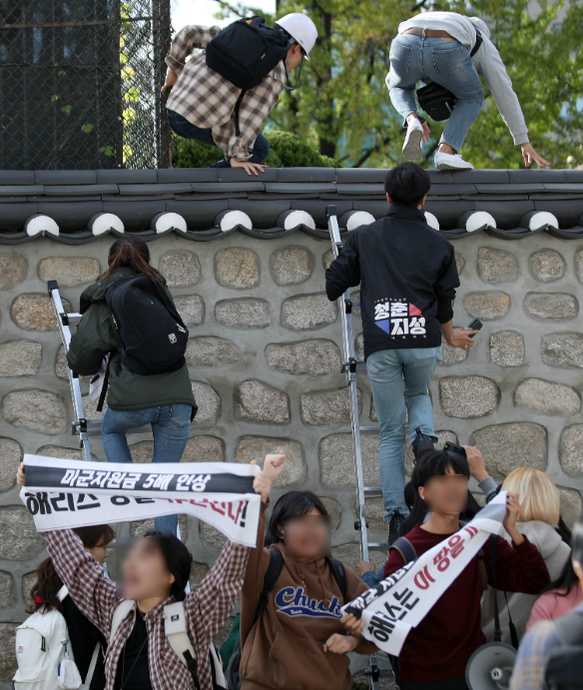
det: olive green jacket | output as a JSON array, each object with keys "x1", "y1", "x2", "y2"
[{"x1": 67, "y1": 267, "x2": 196, "y2": 413}]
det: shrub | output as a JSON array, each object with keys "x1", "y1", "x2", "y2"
[{"x1": 172, "y1": 130, "x2": 339, "y2": 168}]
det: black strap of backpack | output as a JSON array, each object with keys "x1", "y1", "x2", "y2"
[
  {"x1": 470, "y1": 27, "x2": 483, "y2": 57},
  {"x1": 182, "y1": 649, "x2": 201, "y2": 690},
  {"x1": 503, "y1": 590, "x2": 519, "y2": 649},
  {"x1": 254, "y1": 549, "x2": 285, "y2": 622},
  {"x1": 96, "y1": 357, "x2": 111, "y2": 413},
  {"x1": 326, "y1": 557, "x2": 348, "y2": 600},
  {"x1": 389, "y1": 537, "x2": 418, "y2": 565},
  {"x1": 233, "y1": 90, "x2": 246, "y2": 137}
]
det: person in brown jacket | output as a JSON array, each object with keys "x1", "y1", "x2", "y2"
[{"x1": 239, "y1": 490, "x2": 376, "y2": 690}]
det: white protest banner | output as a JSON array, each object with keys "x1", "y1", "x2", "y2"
[
  {"x1": 20, "y1": 454, "x2": 261, "y2": 547},
  {"x1": 341, "y1": 492, "x2": 508, "y2": 656}
]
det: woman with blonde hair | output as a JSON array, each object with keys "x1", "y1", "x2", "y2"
[{"x1": 482, "y1": 467, "x2": 571, "y2": 643}]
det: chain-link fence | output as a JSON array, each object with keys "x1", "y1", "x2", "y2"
[{"x1": 0, "y1": 0, "x2": 172, "y2": 170}]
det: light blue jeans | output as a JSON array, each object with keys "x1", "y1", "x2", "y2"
[
  {"x1": 101, "y1": 404, "x2": 192, "y2": 534},
  {"x1": 387, "y1": 34, "x2": 484, "y2": 153},
  {"x1": 367, "y1": 347, "x2": 441, "y2": 522}
]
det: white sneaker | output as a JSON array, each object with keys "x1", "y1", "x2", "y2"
[
  {"x1": 402, "y1": 119, "x2": 424, "y2": 160},
  {"x1": 434, "y1": 151, "x2": 474, "y2": 170}
]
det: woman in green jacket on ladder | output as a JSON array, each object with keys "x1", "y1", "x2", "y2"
[{"x1": 67, "y1": 237, "x2": 197, "y2": 534}]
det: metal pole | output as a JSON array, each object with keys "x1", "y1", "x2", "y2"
[
  {"x1": 327, "y1": 206, "x2": 370, "y2": 562},
  {"x1": 48, "y1": 281, "x2": 92, "y2": 462}
]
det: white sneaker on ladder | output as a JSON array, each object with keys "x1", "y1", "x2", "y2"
[{"x1": 402, "y1": 119, "x2": 424, "y2": 160}]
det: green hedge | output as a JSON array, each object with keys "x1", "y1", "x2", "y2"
[{"x1": 172, "y1": 130, "x2": 340, "y2": 168}]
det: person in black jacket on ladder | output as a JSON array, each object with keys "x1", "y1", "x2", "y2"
[{"x1": 325, "y1": 162, "x2": 477, "y2": 544}]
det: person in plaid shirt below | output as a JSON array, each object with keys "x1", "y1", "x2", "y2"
[
  {"x1": 510, "y1": 512, "x2": 583, "y2": 690},
  {"x1": 163, "y1": 13, "x2": 317, "y2": 176},
  {"x1": 17, "y1": 453, "x2": 286, "y2": 690}
]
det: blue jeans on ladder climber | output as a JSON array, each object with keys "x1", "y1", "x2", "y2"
[
  {"x1": 366, "y1": 346, "x2": 441, "y2": 524},
  {"x1": 101, "y1": 404, "x2": 192, "y2": 535}
]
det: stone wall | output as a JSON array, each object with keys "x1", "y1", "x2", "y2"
[{"x1": 1, "y1": 231, "x2": 583, "y2": 683}]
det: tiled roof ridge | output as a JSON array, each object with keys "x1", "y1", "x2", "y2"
[{"x1": 1, "y1": 167, "x2": 583, "y2": 244}]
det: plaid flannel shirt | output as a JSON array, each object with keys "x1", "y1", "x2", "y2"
[
  {"x1": 165, "y1": 25, "x2": 287, "y2": 161},
  {"x1": 45, "y1": 529, "x2": 250, "y2": 690},
  {"x1": 509, "y1": 603, "x2": 583, "y2": 690}
]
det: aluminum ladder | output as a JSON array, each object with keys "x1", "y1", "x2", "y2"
[
  {"x1": 48, "y1": 279, "x2": 98, "y2": 461},
  {"x1": 327, "y1": 206, "x2": 393, "y2": 689}
]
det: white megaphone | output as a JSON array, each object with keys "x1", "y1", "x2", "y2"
[{"x1": 465, "y1": 642, "x2": 517, "y2": 690}]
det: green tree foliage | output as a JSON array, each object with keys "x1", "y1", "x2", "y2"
[
  {"x1": 172, "y1": 130, "x2": 339, "y2": 167},
  {"x1": 210, "y1": 0, "x2": 583, "y2": 168}
]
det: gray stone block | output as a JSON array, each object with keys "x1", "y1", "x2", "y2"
[
  {"x1": 0, "y1": 438, "x2": 22, "y2": 492},
  {"x1": 215, "y1": 247, "x2": 259, "y2": 289},
  {"x1": 470, "y1": 422, "x2": 547, "y2": 479},
  {"x1": 21, "y1": 572, "x2": 35, "y2": 608},
  {"x1": 174, "y1": 294, "x2": 205, "y2": 327},
  {"x1": 159, "y1": 250, "x2": 201, "y2": 287},
  {"x1": 270, "y1": 246, "x2": 314, "y2": 285},
  {"x1": 0, "y1": 340, "x2": 42, "y2": 377},
  {"x1": 523, "y1": 292, "x2": 578, "y2": 321},
  {"x1": 478, "y1": 247, "x2": 518, "y2": 284},
  {"x1": 355, "y1": 333, "x2": 364, "y2": 361},
  {"x1": 281, "y1": 293, "x2": 338, "y2": 331},
  {"x1": 191, "y1": 381, "x2": 222, "y2": 426},
  {"x1": 185, "y1": 336, "x2": 241, "y2": 367},
  {"x1": 463, "y1": 291, "x2": 511, "y2": 321},
  {"x1": 559, "y1": 425, "x2": 583, "y2": 476},
  {"x1": 38, "y1": 256, "x2": 100, "y2": 287},
  {"x1": 189, "y1": 562, "x2": 210, "y2": 588},
  {"x1": 322, "y1": 249, "x2": 334, "y2": 271},
  {"x1": 558, "y1": 487, "x2": 583, "y2": 528},
  {"x1": 127, "y1": 440, "x2": 154, "y2": 463},
  {"x1": 182, "y1": 435, "x2": 225, "y2": 463},
  {"x1": 265, "y1": 339, "x2": 341, "y2": 376},
  {"x1": 515, "y1": 378, "x2": 580, "y2": 416},
  {"x1": 439, "y1": 376, "x2": 500, "y2": 418},
  {"x1": 440, "y1": 337, "x2": 468, "y2": 365},
  {"x1": 575, "y1": 247, "x2": 583, "y2": 283},
  {"x1": 489, "y1": 331, "x2": 525, "y2": 367},
  {"x1": 1, "y1": 389, "x2": 67, "y2": 434},
  {"x1": 37, "y1": 445, "x2": 84, "y2": 460},
  {"x1": 235, "y1": 436, "x2": 306, "y2": 486},
  {"x1": 0, "y1": 254, "x2": 27, "y2": 290},
  {"x1": 541, "y1": 333, "x2": 583, "y2": 368},
  {"x1": 11, "y1": 294, "x2": 72, "y2": 331},
  {"x1": 234, "y1": 380, "x2": 290, "y2": 424},
  {"x1": 300, "y1": 387, "x2": 362, "y2": 426},
  {"x1": 319, "y1": 433, "x2": 380, "y2": 487},
  {"x1": 455, "y1": 253, "x2": 465, "y2": 276},
  {"x1": 0, "y1": 507, "x2": 45, "y2": 559},
  {"x1": 200, "y1": 522, "x2": 227, "y2": 548},
  {"x1": 529, "y1": 249, "x2": 566, "y2": 283},
  {"x1": 320, "y1": 496, "x2": 342, "y2": 531},
  {"x1": 215, "y1": 298, "x2": 271, "y2": 329},
  {"x1": 0, "y1": 623, "x2": 19, "y2": 681},
  {"x1": 55, "y1": 344, "x2": 68, "y2": 380}
]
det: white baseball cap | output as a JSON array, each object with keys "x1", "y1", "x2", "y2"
[{"x1": 276, "y1": 13, "x2": 318, "y2": 60}]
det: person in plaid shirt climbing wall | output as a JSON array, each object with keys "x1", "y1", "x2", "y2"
[
  {"x1": 164, "y1": 14, "x2": 318, "y2": 176},
  {"x1": 17, "y1": 454, "x2": 285, "y2": 690}
]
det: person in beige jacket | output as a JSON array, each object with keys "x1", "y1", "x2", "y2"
[
  {"x1": 481, "y1": 468, "x2": 571, "y2": 643},
  {"x1": 239, "y1": 490, "x2": 375, "y2": 690}
]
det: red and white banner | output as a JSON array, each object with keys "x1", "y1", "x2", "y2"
[
  {"x1": 341, "y1": 492, "x2": 508, "y2": 655},
  {"x1": 20, "y1": 454, "x2": 261, "y2": 547}
]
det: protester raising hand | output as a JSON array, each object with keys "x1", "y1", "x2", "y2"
[
  {"x1": 503, "y1": 491, "x2": 525, "y2": 546},
  {"x1": 252, "y1": 451, "x2": 286, "y2": 502}
]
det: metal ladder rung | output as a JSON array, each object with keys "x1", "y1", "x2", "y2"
[
  {"x1": 360, "y1": 426, "x2": 380, "y2": 434},
  {"x1": 368, "y1": 542, "x2": 391, "y2": 552},
  {"x1": 364, "y1": 486, "x2": 383, "y2": 498},
  {"x1": 60, "y1": 312, "x2": 82, "y2": 327}
]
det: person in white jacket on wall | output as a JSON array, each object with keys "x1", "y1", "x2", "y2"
[{"x1": 387, "y1": 11, "x2": 550, "y2": 170}]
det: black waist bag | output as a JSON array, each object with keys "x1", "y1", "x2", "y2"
[
  {"x1": 106, "y1": 276, "x2": 189, "y2": 376},
  {"x1": 416, "y1": 27, "x2": 483, "y2": 121},
  {"x1": 205, "y1": 16, "x2": 290, "y2": 90}
]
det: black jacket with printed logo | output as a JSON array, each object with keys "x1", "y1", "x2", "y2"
[{"x1": 325, "y1": 204, "x2": 459, "y2": 360}]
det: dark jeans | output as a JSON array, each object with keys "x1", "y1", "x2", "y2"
[
  {"x1": 400, "y1": 677, "x2": 468, "y2": 690},
  {"x1": 167, "y1": 109, "x2": 270, "y2": 165}
]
